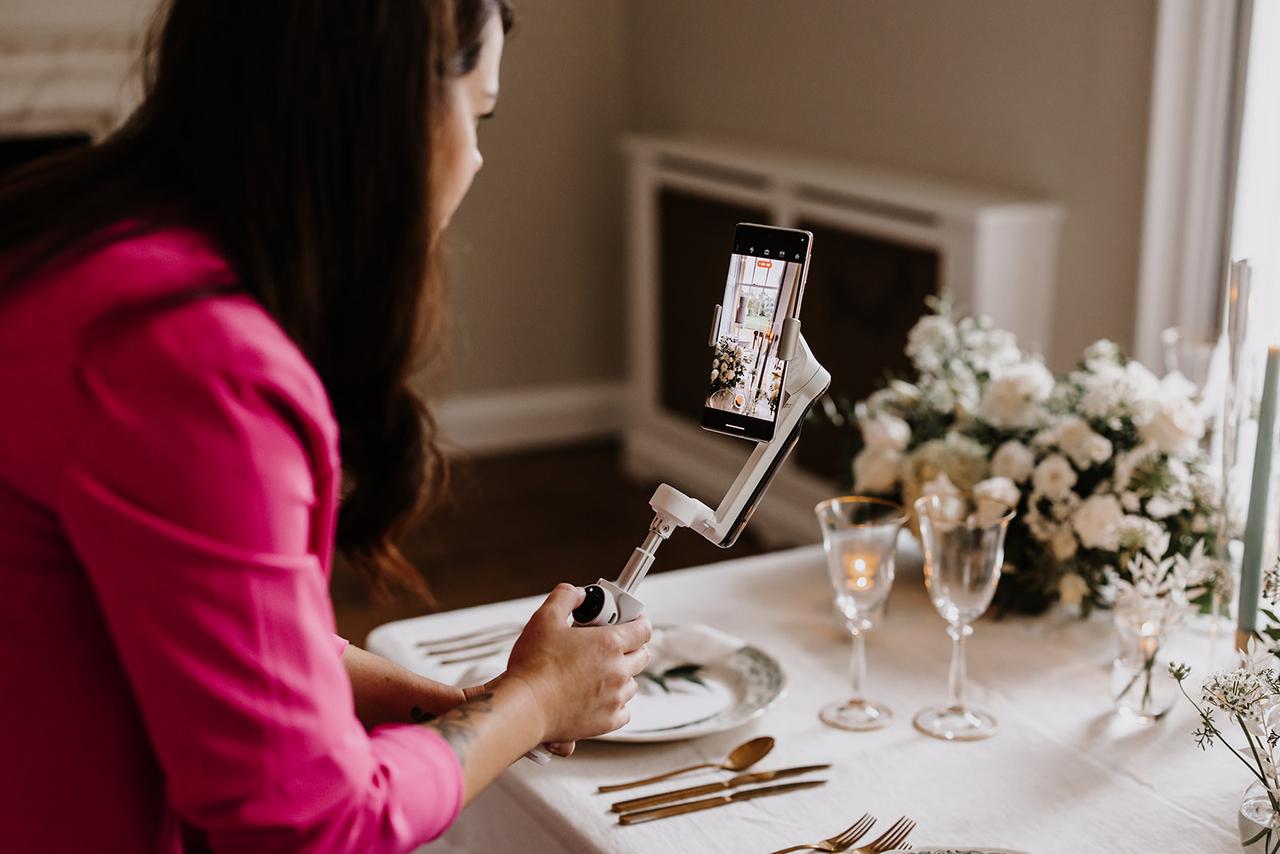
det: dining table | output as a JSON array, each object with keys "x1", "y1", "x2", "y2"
[{"x1": 367, "y1": 540, "x2": 1245, "y2": 853}]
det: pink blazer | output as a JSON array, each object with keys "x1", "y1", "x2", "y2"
[{"x1": 0, "y1": 226, "x2": 462, "y2": 852}]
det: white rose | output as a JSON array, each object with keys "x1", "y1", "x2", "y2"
[
  {"x1": 1032, "y1": 454, "x2": 1078, "y2": 500},
  {"x1": 992, "y1": 440, "x2": 1035, "y2": 482},
  {"x1": 1146, "y1": 494, "x2": 1187, "y2": 519},
  {"x1": 920, "y1": 471, "x2": 961, "y2": 498},
  {"x1": 1053, "y1": 416, "x2": 1114, "y2": 469},
  {"x1": 1072, "y1": 494, "x2": 1124, "y2": 551},
  {"x1": 858, "y1": 410, "x2": 911, "y2": 452},
  {"x1": 979, "y1": 361, "x2": 1055, "y2": 429},
  {"x1": 974, "y1": 476, "x2": 1021, "y2": 510},
  {"x1": 1137, "y1": 396, "x2": 1205, "y2": 457},
  {"x1": 906, "y1": 315, "x2": 957, "y2": 373},
  {"x1": 1058, "y1": 572, "x2": 1089, "y2": 606},
  {"x1": 1051, "y1": 526, "x2": 1079, "y2": 561},
  {"x1": 853, "y1": 447, "x2": 902, "y2": 494}
]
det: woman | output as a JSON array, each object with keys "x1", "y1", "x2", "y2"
[{"x1": 0, "y1": 1, "x2": 650, "y2": 851}]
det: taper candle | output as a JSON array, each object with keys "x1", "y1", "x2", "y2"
[{"x1": 1238, "y1": 346, "x2": 1280, "y2": 637}]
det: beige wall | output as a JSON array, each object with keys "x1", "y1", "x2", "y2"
[
  {"x1": 623, "y1": 0, "x2": 1156, "y2": 369},
  {"x1": 437, "y1": 0, "x2": 629, "y2": 395}
]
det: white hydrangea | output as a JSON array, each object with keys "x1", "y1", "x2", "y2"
[
  {"x1": 906, "y1": 315, "x2": 957, "y2": 374},
  {"x1": 992, "y1": 440, "x2": 1035, "y2": 483},
  {"x1": 979, "y1": 361, "x2": 1055, "y2": 429},
  {"x1": 853, "y1": 447, "x2": 902, "y2": 494},
  {"x1": 1077, "y1": 364, "x2": 1128, "y2": 420},
  {"x1": 1073, "y1": 494, "x2": 1125, "y2": 551},
  {"x1": 1032, "y1": 454, "x2": 1077, "y2": 500}
]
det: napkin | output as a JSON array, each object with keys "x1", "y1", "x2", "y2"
[{"x1": 645, "y1": 623, "x2": 745, "y2": 674}]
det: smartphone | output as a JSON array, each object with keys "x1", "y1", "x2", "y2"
[{"x1": 701, "y1": 223, "x2": 812, "y2": 442}]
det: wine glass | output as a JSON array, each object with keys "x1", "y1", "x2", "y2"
[
  {"x1": 912, "y1": 493, "x2": 1015, "y2": 741},
  {"x1": 814, "y1": 496, "x2": 907, "y2": 731}
]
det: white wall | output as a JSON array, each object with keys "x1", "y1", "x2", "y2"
[
  {"x1": 623, "y1": 0, "x2": 1157, "y2": 369},
  {"x1": 0, "y1": 0, "x2": 156, "y2": 40}
]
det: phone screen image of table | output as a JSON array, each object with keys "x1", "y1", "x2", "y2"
[{"x1": 704, "y1": 250, "x2": 804, "y2": 429}]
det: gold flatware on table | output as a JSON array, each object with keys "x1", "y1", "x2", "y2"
[
  {"x1": 414, "y1": 622, "x2": 522, "y2": 649},
  {"x1": 616, "y1": 780, "x2": 826, "y2": 825},
  {"x1": 850, "y1": 817, "x2": 916, "y2": 854},
  {"x1": 610, "y1": 764, "x2": 830, "y2": 812},
  {"x1": 596, "y1": 736, "x2": 775, "y2": 793},
  {"x1": 767, "y1": 813, "x2": 877, "y2": 854}
]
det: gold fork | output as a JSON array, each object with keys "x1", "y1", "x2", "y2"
[
  {"x1": 768, "y1": 813, "x2": 876, "y2": 854},
  {"x1": 850, "y1": 816, "x2": 915, "y2": 854}
]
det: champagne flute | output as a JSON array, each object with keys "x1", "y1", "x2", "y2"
[
  {"x1": 912, "y1": 493, "x2": 1015, "y2": 741},
  {"x1": 814, "y1": 496, "x2": 907, "y2": 731}
]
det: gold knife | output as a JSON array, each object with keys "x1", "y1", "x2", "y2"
[
  {"x1": 611, "y1": 764, "x2": 831, "y2": 813},
  {"x1": 617, "y1": 780, "x2": 827, "y2": 825}
]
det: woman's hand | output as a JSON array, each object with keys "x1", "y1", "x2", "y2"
[{"x1": 502, "y1": 583, "x2": 652, "y2": 745}]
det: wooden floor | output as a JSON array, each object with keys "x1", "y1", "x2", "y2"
[{"x1": 329, "y1": 440, "x2": 768, "y2": 644}]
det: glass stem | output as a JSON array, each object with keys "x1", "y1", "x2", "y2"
[
  {"x1": 848, "y1": 628, "x2": 867, "y2": 703},
  {"x1": 947, "y1": 623, "x2": 971, "y2": 711}
]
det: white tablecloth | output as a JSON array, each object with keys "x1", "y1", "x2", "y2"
[{"x1": 368, "y1": 544, "x2": 1243, "y2": 853}]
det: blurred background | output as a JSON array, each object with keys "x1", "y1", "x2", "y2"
[{"x1": 3, "y1": 0, "x2": 1274, "y2": 640}]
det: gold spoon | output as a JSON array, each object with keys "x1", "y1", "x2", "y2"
[{"x1": 596, "y1": 736, "x2": 776, "y2": 793}]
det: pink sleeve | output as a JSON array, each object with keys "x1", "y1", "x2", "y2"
[{"x1": 57, "y1": 302, "x2": 462, "y2": 852}]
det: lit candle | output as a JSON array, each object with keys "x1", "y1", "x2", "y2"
[
  {"x1": 843, "y1": 551, "x2": 878, "y2": 591},
  {"x1": 1238, "y1": 346, "x2": 1280, "y2": 644}
]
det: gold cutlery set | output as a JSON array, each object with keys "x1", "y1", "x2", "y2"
[{"x1": 597, "y1": 736, "x2": 914, "y2": 851}]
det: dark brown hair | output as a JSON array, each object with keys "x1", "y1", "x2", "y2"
[{"x1": 0, "y1": 0, "x2": 512, "y2": 600}]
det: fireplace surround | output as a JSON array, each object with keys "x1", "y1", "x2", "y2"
[{"x1": 622, "y1": 134, "x2": 1064, "y2": 545}]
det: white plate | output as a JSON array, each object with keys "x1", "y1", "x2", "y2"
[{"x1": 593, "y1": 645, "x2": 785, "y2": 743}]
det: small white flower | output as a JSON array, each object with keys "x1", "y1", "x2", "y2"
[
  {"x1": 1120, "y1": 491, "x2": 1141, "y2": 512},
  {"x1": 974, "y1": 476, "x2": 1021, "y2": 510},
  {"x1": 1058, "y1": 572, "x2": 1089, "y2": 606},
  {"x1": 1202, "y1": 669, "x2": 1273, "y2": 717},
  {"x1": 853, "y1": 447, "x2": 902, "y2": 494},
  {"x1": 1117, "y1": 515, "x2": 1169, "y2": 559},
  {"x1": 992, "y1": 440, "x2": 1035, "y2": 483},
  {"x1": 857, "y1": 409, "x2": 911, "y2": 452},
  {"x1": 979, "y1": 361, "x2": 1055, "y2": 429},
  {"x1": 1083, "y1": 339, "x2": 1123, "y2": 368},
  {"x1": 1051, "y1": 526, "x2": 1079, "y2": 561},
  {"x1": 1073, "y1": 494, "x2": 1125, "y2": 551},
  {"x1": 1032, "y1": 455, "x2": 1078, "y2": 500}
]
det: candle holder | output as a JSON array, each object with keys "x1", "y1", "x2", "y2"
[{"x1": 814, "y1": 496, "x2": 906, "y2": 732}]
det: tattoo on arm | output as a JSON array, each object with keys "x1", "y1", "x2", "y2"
[
  {"x1": 410, "y1": 705, "x2": 437, "y2": 724},
  {"x1": 423, "y1": 691, "x2": 495, "y2": 765}
]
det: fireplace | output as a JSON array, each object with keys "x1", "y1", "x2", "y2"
[{"x1": 622, "y1": 134, "x2": 1064, "y2": 545}]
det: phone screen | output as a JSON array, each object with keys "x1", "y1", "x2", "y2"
[{"x1": 701, "y1": 224, "x2": 810, "y2": 442}]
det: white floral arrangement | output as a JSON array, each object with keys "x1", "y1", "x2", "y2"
[
  {"x1": 709, "y1": 337, "x2": 747, "y2": 396},
  {"x1": 840, "y1": 296, "x2": 1218, "y2": 615}
]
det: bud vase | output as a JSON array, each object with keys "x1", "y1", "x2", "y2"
[
  {"x1": 1110, "y1": 595, "x2": 1182, "y2": 723},
  {"x1": 1240, "y1": 779, "x2": 1280, "y2": 852}
]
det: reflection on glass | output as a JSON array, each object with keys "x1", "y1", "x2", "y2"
[{"x1": 814, "y1": 496, "x2": 907, "y2": 732}]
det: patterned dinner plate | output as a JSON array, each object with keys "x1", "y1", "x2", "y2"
[{"x1": 592, "y1": 645, "x2": 785, "y2": 743}]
